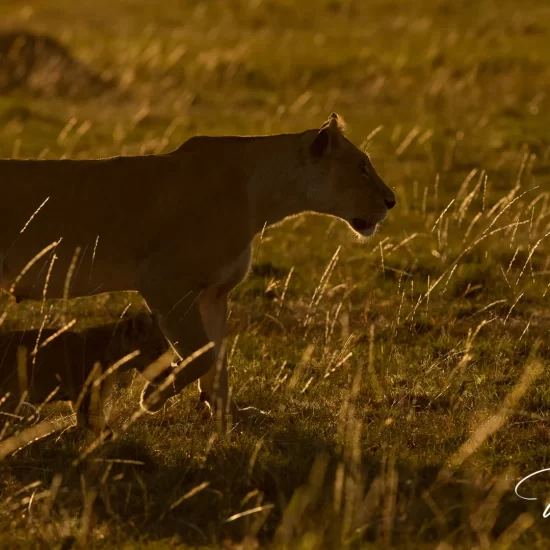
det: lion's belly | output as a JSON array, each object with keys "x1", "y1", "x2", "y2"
[{"x1": 2, "y1": 236, "x2": 140, "y2": 300}]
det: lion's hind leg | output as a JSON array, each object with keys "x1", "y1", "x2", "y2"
[{"x1": 138, "y1": 287, "x2": 216, "y2": 413}]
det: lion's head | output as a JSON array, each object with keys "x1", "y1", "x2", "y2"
[{"x1": 305, "y1": 113, "x2": 396, "y2": 238}]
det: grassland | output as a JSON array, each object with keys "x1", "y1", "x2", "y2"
[{"x1": 1, "y1": 0, "x2": 550, "y2": 547}]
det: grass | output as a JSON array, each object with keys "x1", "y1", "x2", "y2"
[{"x1": 1, "y1": 0, "x2": 550, "y2": 547}]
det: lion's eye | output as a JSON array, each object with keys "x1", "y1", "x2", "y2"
[{"x1": 361, "y1": 165, "x2": 370, "y2": 177}]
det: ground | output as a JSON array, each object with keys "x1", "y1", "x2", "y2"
[{"x1": 0, "y1": 0, "x2": 550, "y2": 548}]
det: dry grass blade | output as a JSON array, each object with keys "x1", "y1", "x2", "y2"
[
  {"x1": 276, "y1": 265, "x2": 294, "y2": 317},
  {"x1": 9, "y1": 240, "x2": 62, "y2": 295},
  {"x1": 304, "y1": 246, "x2": 341, "y2": 328},
  {"x1": 62, "y1": 246, "x2": 81, "y2": 304},
  {"x1": 92, "y1": 350, "x2": 141, "y2": 388},
  {"x1": 0, "y1": 417, "x2": 72, "y2": 460},
  {"x1": 494, "y1": 513, "x2": 536, "y2": 549},
  {"x1": 139, "y1": 347, "x2": 178, "y2": 383},
  {"x1": 144, "y1": 342, "x2": 214, "y2": 403},
  {"x1": 157, "y1": 482, "x2": 211, "y2": 521},
  {"x1": 437, "y1": 346, "x2": 543, "y2": 483},
  {"x1": 516, "y1": 230, "x2": 550, "y2": 285},
  {"x1": 225, "y1": 504, "x2": 275, "y2": 523},
  {"x1": 396, "y1": 126, "x2": 421, "y2": 157},
  {"x1": 31, "y1": 319, "x2": 77, "y2": 354},
  {"x1": 19, "y1": 197, "x2": 50, "y2": 234},
  {"x1": 288, "y1": 343, "x2": 314, "y2": 389},
  {"x1": 431, "y1": 198, "x2": 455, "y2": 232}
]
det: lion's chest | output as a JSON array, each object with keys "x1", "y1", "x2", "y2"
[{"x1": 208, "y1": 245, "x2": 252, "y2": 293}]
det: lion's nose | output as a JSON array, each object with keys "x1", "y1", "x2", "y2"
[{"x1": 384, "y1": 198, "x2": 396, "y2": 210}]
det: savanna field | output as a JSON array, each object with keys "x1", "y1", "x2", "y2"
[{"x1": 0, "y1": 0, "x2": 550, "y2": 548}]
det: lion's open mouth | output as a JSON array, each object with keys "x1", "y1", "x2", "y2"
[
  {"x1": 351, "y1": 218, "x2": 369, "y2": 231},
  {"x1": 350, "y1": 217, "x2": 380, "y2": 236}
]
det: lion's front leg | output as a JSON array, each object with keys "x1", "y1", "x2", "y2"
[{"x1": 198, "y1": 286, "x2": 265, "y2": 425}]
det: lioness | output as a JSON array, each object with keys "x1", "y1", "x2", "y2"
[{"x1": 0, "y1": 113, "x2": 395, "y2": 422}]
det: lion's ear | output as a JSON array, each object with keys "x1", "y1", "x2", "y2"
[{"x1": 310, "y1": 112, "x2": 346, "y2": 158}]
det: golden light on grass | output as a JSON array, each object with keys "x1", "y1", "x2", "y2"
[
  {"x1": 1, "y1": 0, "x2": 550, "y2": 546},
  {"x1": 437, "y1": 343, "x2": 543, "y2": 484},
  {"x1": 0, "y1": 417, "x2": 73, "y2": 460}
]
